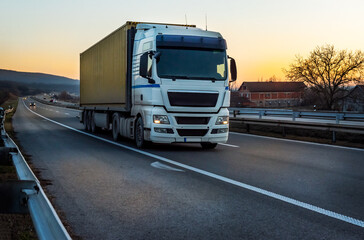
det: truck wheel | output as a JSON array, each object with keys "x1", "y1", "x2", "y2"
[
  {"x1": 112, "y1": 113, "x2": 120, "y2": 141},
  {"x1": 86, "y1": 111, "x2": 92, "y2": 132},
  {"x1": 135, "y1": 117, "x2": 145, "y2": 148},
  {"x1": 91, "y1": 111, "x2": 98, "y2": 133},
  {"x1": 83, "y1": 111, "x2": 88, "y2": 130},
  {"x1": 201, "y1": 142, "x2": 217, "y2": 149}
]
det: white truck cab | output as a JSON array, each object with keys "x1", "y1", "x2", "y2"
[{"x1": 80, "y1": 22, "x2": 237, "y2": 149}]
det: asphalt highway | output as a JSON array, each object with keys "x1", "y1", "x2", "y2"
[{"x1": 13, "y1": 98, "x2": 364, "y2": 239}]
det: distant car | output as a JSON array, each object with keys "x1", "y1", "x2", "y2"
[
  {"x1": 29, "y1": 102, "x2": 36, "y2": 107},
  {"x1": 50, "y1": 99, "x2": 54, "y2": 103}
]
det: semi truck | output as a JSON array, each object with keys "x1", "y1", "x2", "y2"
[{"x1": 79, "y1": 21, "x2": 237, "y2": 149}]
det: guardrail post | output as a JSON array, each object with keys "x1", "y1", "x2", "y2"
[
  {"x1": 259, "y1": 111, "x2": 263, "y2": 119},
  {"x1": 336, "y1": 115, "x2": 340, "y2": 124},
  {"x1": 246, "y1": 124, "x2": 250, "y2": 133},
  {"x1": 332, "y1": 131, "x2": 336, "y2": 143},
  {"x1": 282, "y1": 127, "x2": 286, "y2": 137},
  {"x1": 292, "y1": 112, "x2": 299, "y2": 121},
  {"x1": 233, "y1": 110, "x2": 237, "y2": 118}
]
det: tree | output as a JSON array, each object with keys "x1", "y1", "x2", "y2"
[
  {"x1": 266, "y1": 75, "x2": 279, "y2": 82},
  {"x1": 58, "y1": 91, "x2": 73, "y2": 101},
  {"x1": 285, "y1": 45, "x2": 364, "y2": 110}
]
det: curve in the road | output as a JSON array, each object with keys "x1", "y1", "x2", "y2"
[{"x1": 22, "y1": 100, "x2": 364, "y2": 228}]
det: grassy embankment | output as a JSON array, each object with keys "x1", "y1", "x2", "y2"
[{"x1": 0, "y1": 96, "x2": 37, "y2": 240}]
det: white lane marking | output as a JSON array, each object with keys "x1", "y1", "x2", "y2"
[
  {"x1": 22, "y1": 100, "x2": 364, "y2": 228},
  {"x1": 56, "y1": 111, "x2": 59, "y2": 113},
  {"x1": 65, "y1": 113, "x2": 70, "y2": 115},
  {"x1": 230, "y1": 132, "x2": 364, "y2": 152},
  {"x1": 151, "y1": 161, "x2": 185, "y2": 172},
  {"x1": 218, "y1": 143, "x2": 239, "y2": 148}
]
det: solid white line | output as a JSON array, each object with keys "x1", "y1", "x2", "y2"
[
  {"x1": 22, "y1": 100, "x2": 364, "y2": 228},
  {"x1": 218, "y1": 143, "x2": 239, "y2": 148},
  {"x1": 230, "y1": 132, "x2": 364, "y2": 152}
]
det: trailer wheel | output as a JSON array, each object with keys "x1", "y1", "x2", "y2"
[
  {"x1": 91, "y1": 111, "x2": 98, "y2": 133},
  {"x1": 200, "y1": 142, "x2": 217, "y2": 149},
  {"x1": 135, "y1": 117, "x2": 145, "y2": 148},
  {"x1": 83, "y1": 111, "x2": 88, "y2": 130},
  {"x1": 86, "y1": 111, "x2": 92, "y2": 132},
  {"x1": 112, "y1": 113, "x2": 120, "y2": 141}
]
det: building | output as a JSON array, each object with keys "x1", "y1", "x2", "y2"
[
  {"x1": 343, "y1": 85, "x2": 364, "y2": 112},
  {"x1": 237, "y1": 81, "x2": 306, "y2": 107}
]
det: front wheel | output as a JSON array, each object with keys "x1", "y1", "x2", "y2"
[
  {"x1": 201, "y1": 142, "x2": 217, "y2": 149},
  {"x1": 135, "y1": 117, "x2": 145, "y2": 148}
]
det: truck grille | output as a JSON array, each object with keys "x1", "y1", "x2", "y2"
[
  {"x1": 168, "y1": 92, "x2": 218, "y2": 107},
  {"x1": 175, "y1": 117, "x2": 210, "y2": 125},
  {"x1": 177, "y1": 129, "x2": 209, "y2": 136}
]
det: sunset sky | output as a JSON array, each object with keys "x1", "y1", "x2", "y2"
[{"x1": 1, "y1": 0, "x2": 363, "y2": 85}]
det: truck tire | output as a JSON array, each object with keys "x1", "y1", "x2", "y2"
[
  {"x1": 83, "y1": 111, "x2": 88, "y2": 130},
  {"x1": 112, "y1": 113, "x2": 120, "y2": 141},
  {"x1": 135, "y1": 117, "x2": 145, "y2": 148},
  {"x1": 200, "y1": 142, "x2": 217, "y2": 149},
  {"x1": 91, "y1": 111, "x2": 98, "y2": 133},
  {"x1": 86, "y1": 111, "x2": 92, "y2": 132}
]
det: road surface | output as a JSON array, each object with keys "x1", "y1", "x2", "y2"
[{"x1": 12, "y1": 99, "x2": 364, "y2": 239}]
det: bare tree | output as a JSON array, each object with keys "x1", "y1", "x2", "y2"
[
  {"x1": 266, "y1": 75, "x2": 279, "y2": 82},
  {"x1": 284, "y1": 45, "x2": 364, "y2": 109}
]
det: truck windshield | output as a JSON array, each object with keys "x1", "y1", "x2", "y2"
[{"x1": 156, "y1": 48, "x2": 227, "y2": 80}]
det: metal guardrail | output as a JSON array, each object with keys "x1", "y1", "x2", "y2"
[
  {"x1": 229, "y1": 108, "x2": 364, "y2": 123},
  {"x1": 1, "y1": 111, "x2": 71, "y2": 240},
  {"x1": 230, "y1": 115, "x2": 364, "y2": 143}
]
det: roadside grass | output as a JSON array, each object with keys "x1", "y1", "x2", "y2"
[
  {"x1": 1, "y1": 95, "x2": 19, "y2": 138},
  {"x1": 0, "y1": 97, "x2": 37, "y2": 240}
]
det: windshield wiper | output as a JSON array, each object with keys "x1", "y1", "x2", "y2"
[
  {"x1": 161, "y1": 75, "x2": 191, "y2": 80},
  {"x1": 161, "y1": 75, "x2": 222, "y2": 81},
  {"x1": 197, "y1": 77, "x2": 220, "y2": 80}
]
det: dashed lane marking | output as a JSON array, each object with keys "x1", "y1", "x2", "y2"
[{"x1": 218, "y1": 143, "x2": 239, "y2": 148}]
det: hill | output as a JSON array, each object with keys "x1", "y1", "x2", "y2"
[
  {"x1": 0, "y1": 69, "x2": 79, "y2": 95},
  {"x1": 0, "y1": 69, "x2": 79, "y2": 86}
]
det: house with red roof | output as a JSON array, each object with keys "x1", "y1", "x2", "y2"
[{"x1": 237, "y1": 81, "x2": 306, "y2": 107}]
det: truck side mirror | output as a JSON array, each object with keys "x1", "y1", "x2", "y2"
[
  {"x1": 139, "y1": 52, "x2": 155, "y2": 83},
  {"x1": 229, "y1": 56, "x2": 237, "y2": 82},
  {"x1": 139, "y1": 52, "x2": 149, "y2": 78}
]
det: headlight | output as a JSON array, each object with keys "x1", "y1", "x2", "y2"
[
  {"x1": 216, "y1": 116, "x2": 229, "y2": 125},
  {"x1": 153, "y1": 115, "x2": 170, "y2": 124}
]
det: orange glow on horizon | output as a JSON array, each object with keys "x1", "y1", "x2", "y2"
[{"x1": 1, "y1": 0, "x2": 363, "y2": 82}]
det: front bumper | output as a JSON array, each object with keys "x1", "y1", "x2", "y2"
[{"x1": 146, "y1": 107, "x2": 229, "y2": 144}]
